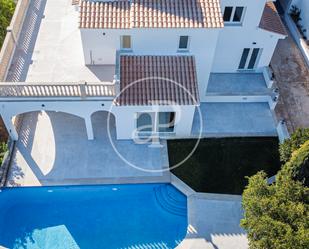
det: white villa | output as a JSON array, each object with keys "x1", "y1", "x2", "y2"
[
  {"x1": 0, "y1": 0, "x2": 287, "y2": 142},
  {"x1": 0, "y1": 1, "x2": 289, "y2": 247}
]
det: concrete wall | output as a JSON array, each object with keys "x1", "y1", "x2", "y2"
[{"x1": 80, "y1": 28, "x2": 220, "y2": 96}]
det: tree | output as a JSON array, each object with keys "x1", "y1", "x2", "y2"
[
  {"x1": 281, "y1": 139, "x2": 309, "y2": 187},
  {"x1": 241, "y1": 141, "x2": 309, "y2": 249},
  {"x1": 279, "y1": 128, "x2": 309, "y2": 163},
  {"x1": 0, "y1": 0, "x2": 16, "y2": 48}
]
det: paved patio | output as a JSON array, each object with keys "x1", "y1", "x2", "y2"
[
  {"x1": 191, "y1": 103, "x2": 277, "y2": 137},
  {"x1": 6, "y1": 111, "x2": 169, "y2": 186},
  {"x1": 207, "y1": 73, "x2": 269, "y2": 95}
]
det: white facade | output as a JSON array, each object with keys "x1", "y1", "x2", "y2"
[
  {"x1": 80, "y1": 28, "x2": 220, "y2": 96},
  {"x1": 0, "y1": 99, "x2": 196, "y2": 141},
  {"x1": 1, "y1": 0, "x2": 287, "y2": 142},
  {"x1": 212, "y1": 0, "x2": 285, "y2": 73},
  {"x1": 80, "y1": 0, "x2": 286, "y2": 95}
]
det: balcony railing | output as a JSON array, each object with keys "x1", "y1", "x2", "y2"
[{"x1": 0, "y1": 82, "x2": 116, "y2": 99}]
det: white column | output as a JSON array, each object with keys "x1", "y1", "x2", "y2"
[
  {"x1": 84, "y1": 116, "x2": 94, "y2": 140},
  {"x1": 2, "y1": 115, "x2": 18, "y2": 141}
]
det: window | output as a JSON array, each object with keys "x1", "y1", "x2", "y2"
[
  {"x1": 158, "y1": 112, "x2": 175, "y2": 133},
  {"x1": 136, "y1": 112, "x2": 176, "y2": 134},
  {"x1": 239, "y1": 48, "x2": 250, "y2": 69},
  {"x1": 178, "y1": 36, "x2": 189, "y2": 50},
  {"x1": 233, "y1": 7, "x2": 244, "y2": 22},
  {"x1": 223, "y1": 7, "x2": 233, "y2": 22},
  {"x1": 238, "y1": 48, "x2": 261, "y2": 70},
  {"x1": 223, "y1": 6, "x2": 245, "y2": 24},
  {"x1": 136, "y1": 113, "x2": 154, "y2": 132},
  {"x1": 121, "y1": 35, "x2": 132, "y2": 50},
  {"x1": 248, "y1": 48, "x2": 260, "y2": 69}
]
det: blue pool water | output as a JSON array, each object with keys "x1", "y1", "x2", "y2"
[{"x1": 0, "y1": 184, "x2": 187, "y2": 249}]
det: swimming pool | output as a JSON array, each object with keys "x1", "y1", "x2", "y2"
[{"x1": 0, "y1": 183, "x2": 187, "y2": 249}]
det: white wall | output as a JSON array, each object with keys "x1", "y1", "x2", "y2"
[
  {"x1": 212, "y1": 0, "x2": 284, "y2": 72},
  {"x1": 80, "y1": 29, "x2": 125, "y2": 65},
  {"x1": 114, "y1": 105, "x2": 196, "y2": 139},
  {"x1": 80, "y1": 28, "x2": 220, "y2": 97},
  {"x1": 212, "y1": 28, "x2": 282, "y2": 72},
  {"x1": 0, "y1": 99, "x2": 196, "y2": 140}
]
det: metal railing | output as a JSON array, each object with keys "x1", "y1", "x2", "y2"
[{"x1": 0, "y1": 82, "x2": 116, "y2": 99}]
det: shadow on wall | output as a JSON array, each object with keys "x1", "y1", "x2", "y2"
[
  {"x1": 85, "y1": 65, "x2": 116, "y2": 82},
  {"x1": 6, "y1": 0, "x2": 47, "y2": 82}
]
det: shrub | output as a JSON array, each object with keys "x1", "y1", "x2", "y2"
[
  {"x1": 290, "y1": 5, "x2": 302, "y2": 23},
  {"x1": 241, "y1": 142, "x2": 309, "y2": 249},
  {"x1": 0, "y1": 0, "x2": 16, "y2": 48},
  {"x1": 0, "y1": 142, "x2": 8, "y2": 165},
  {"x1": 280, "y1": 140, "x2": 309, "y2": 187},
  {"x1": 279, "y1": 128, "x2": 309, "y2": 163},
  {"x1": 289, "y1": 5, "x2": 308, "y2": 40}
]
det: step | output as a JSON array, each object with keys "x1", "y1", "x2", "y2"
[{"x1": 154, "y1": 185, "x2": 187, "y2": 217}]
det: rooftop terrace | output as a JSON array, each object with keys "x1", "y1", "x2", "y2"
[{"x1": 6, "y1": 0, "x2": 115, "y2": 83}]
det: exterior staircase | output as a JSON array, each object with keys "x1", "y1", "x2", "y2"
[{"x1": 154, "y1": 184, "x2": 187, "y2": 217}]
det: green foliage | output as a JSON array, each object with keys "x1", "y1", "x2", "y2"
[
  {"x1": 279, "y1": 128, "x2": 309, "y2": 163},
  {"x1": 290, "y1": 5, "x2": 302, "y2": 24},
  {"x1": 241, "y1": 141, "x2": 309, "y2": 249},
  {"x1": 0, "y1": 142, "x2": 8, "y2": 165},
  {"x1": 281, "y1": 140, "x2": 309, "y2": 186},
  {"x1": 0, "y1": 0, "x2": 16, "y2": 48},
  {"x1": 289, "y1": 5, "x2": 307, "y2": 40}
]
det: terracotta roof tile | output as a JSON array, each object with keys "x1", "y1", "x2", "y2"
[
  {"x1": 79, "y1": 0, "x2": 224, "y2": 29},
  {"x1": 116, "y1": 55, "x2": 200, "y2": 106},
  {"x1": 259, "y1": 2, "x2": 287, "y2": 36}
]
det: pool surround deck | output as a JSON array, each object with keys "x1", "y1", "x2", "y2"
[
  {"x1": 171, "y1": 175, "x2": 248, "y2": 249},
  {"x1": 6, "y1": 111, "x2": 170, "y2": 187}
]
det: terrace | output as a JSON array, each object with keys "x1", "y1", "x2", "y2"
[
  {"x1": 206, "y1": 72, "x2": 273, "y2": 96},
  {"x1": 191, "y1": 103, "x2": 277, "y2": 137},
  {"x1": 6, "y1": 0, "x2": 116, "y2": 84}
]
